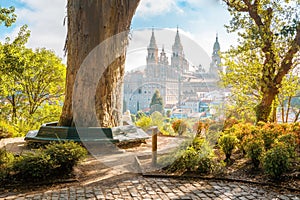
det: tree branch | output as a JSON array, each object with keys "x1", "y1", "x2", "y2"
[
  {"x1": 223, "y1": 0, "x2": 248, "y2": 12},
  {"x1": 275, "y1": 24, "x2": 300, "y2": 85}
]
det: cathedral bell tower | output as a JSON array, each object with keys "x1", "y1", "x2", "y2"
[
  {"x1": 171, "y1": 27, "x2": 188, "y2": 72},
  {"x1": 209, "y1": 34, "x2": 221, "y2": 77}
]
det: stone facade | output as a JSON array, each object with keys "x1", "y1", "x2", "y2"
[{"x1": 124, "y1": 28, "x2": 221, "y2": 114}]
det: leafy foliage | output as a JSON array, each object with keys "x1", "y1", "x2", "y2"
[
  {"x1": 0, "y1": 149, "x2": 15, "y2": 180},
  {"x1": 172, "y1": 119, "x2": 188, "y2": 136},
  {"x1": 244, "y1": 137, "x2": 264, "y2": 168},
  {"x1": 135, "y1": 116, "x2": 152, "y2": 130},
  {"x1": 0, "y1": 26, "x2": 66, "y2": 136},
  {"x1": 165, "y1": 137, "x2": 216, "y2": 173},
  {"x1": 0, "y1": 118, "x2": 17, "y2": 139},
  {"x1": 221, "y1": 0, "x2": 300, "y2": 122},
  {"x1": 13, "y1": 152, "x2": 53, "y2": 181},
  {"x1": 0, "y1": 6, "x2": 16, "y2": 27},
  {"x1": 259, "y1": 123, "x2": 282, "y2": 150},
  {"x1": 218, "y1": 134, "x2": 238, "y2": 161},
  {"x1": 1, "y1": 141, "x2": 87, "y2": 183},
  {"x1": 277, "y1": 133, "x2": 297, "y2": 158},
  {"x1": 44, "y1": 141, "x2": 88, "y2": 174},
  {"x1": 262, "y1": 142, "x2": 291, "y2": 179},
  {"x1": 149, "y1": 89, "x2": 164, "y2": 114},
  {"x1": 194, "y1": 121, "x2": 210, "y2": 137}
]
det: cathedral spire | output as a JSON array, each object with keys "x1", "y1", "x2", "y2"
[
  {"x1": 213, "y1": 33, "x2": 220, "y2": 54},
  {"x1": 147, "y1": 27, "x2": 158, "y2": 65},
  {"x1": 172, "y1": 26, "x2": 183, "y2": 58},
  {"x1": 149, "y1": 27, "x2": 157, "y2": 49},
  {"x1": 159, "y1": 45, "x2": 168, "y2": 65},
  {"x1": 171, "y1": 26, "x2": 188, "y2": 72},
  {"x1": 174, "y1": 26, "x2": 182, "y2": 49}
]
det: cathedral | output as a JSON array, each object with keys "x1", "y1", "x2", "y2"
[{"x1": 123, "y1": 28, "x2": 222, "y2": 114}]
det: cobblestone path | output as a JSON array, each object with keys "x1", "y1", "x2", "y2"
[{"x1": 2, "y1": 177, "x2": 299, "y2": 200}]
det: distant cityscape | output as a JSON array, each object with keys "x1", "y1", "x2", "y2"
[{"x1": 123, "y1": 28, "x2": 227, "y2": 119}]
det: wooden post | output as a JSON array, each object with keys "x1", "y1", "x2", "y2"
[{"x1": 152, "y1": 126, "x2": 158, "y2": 167}]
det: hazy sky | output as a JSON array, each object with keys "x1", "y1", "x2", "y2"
[{"x1": 0, "y1": 0, "x2": 237, "y2": 70}]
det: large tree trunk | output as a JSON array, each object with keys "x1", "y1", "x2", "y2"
[
  {"x1": 59, "y1": 0, "x2": 140, "y2": 127},
  {"x1": 255, "y1": 89, "x2": 278, "y2": 122}
]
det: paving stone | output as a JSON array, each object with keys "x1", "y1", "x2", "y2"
[
  {"x1": 14, "y1": 198, "x2": 26, "y2": 200},
  {"x1": 179, "y1": 196, "x2": 193, "y2": 200},
  {"x1": 166, "y1": 192, "x2": 178, "y2": 199},
  {"x1": 206, "y1": 192, "x2": 216, "y2": 198},
  {"x1": 196, "y1": 192, "x2": 209, "y2": 198},
  {"x1": 246, "y1": 195, "x2": 256, "y2": 200}
]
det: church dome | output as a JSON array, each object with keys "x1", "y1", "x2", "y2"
[{"x1": 213, "y1": 36, "x2": 220, "y2": 51}]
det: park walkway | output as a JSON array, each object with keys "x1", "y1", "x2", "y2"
[
  {"x1": 1, "y1": 176, "x2": 300, "y2": 199},
  {"x1": 0, "y1": 137, "x2": 299, "y2": 199}
]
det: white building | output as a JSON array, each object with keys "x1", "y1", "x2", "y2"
[{"x1": 124, "y1": 28, "x2": 222, "y2": 115}]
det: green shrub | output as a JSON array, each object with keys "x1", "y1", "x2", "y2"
[
  {"x1": 182, "y1": 146, "x2": 200, "y2": 171},
  {"x1": 218, "y1": 134, "x2": 238, "y2": 162},
  {"x1": 260, "y1": 130, "x2": 277, "y2": 150},
  {"x1": 263, "y1": 142, "x2": 290, "y2": 179},
  {"x1": 244, "y1": 138, "x2": 264, "y2": 168},
  {"x1": 13, "y1": 152, "x2": 53, "y2": 181},
  {"x1": 172, "y1": 119, "x2": 188, "y2": 136},
  {"x1": 194, "y1": 121, "x2": 210, "y2": 137},
  {"x1": 135, "y1": 116, "x2": 152, "y2": 130},
  {"x1": 44, "y1": 141, "x2": 87, "y2": 174},
  {"x1": 165, "y1": 138, "x2": 215, "y2": 173},
  {"x1": 0, "y1": 148, "x2": 15, "y2": 180},
  {"x1": 223, "y1": 117, "x2": 239, "y2": 130},
  {"x1": 150, "y1": 111, "x2": 164, "y2": 127},
  {"x1": 193, "y1": 138, "x2": 215, "y2": 173},
  {"x1": 277, "y1": 133, "x2": 297, "y2": 158},
  {"x1": 159, "y1": 123, "x2": 176, "y2": 136},
  {"x1": 259, "y1": 123, "x2": 282, "y2": 150},
  {"x1": 205, "y1": 130, "x2": 221, "y2": 146},
  {"x1": 1, "y1": 141, "x2": 87, "y2": 183},
  {"x1": 290, "y1": 122, "x2": 300, "y2": 145},
  {"x1": 229, "y1": 123, "x2": 255, "y2": 155}
]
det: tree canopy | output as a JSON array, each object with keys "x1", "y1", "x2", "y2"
[
  {"x1": 222, "y1": 0, "x2": 300, "y2": 122},
  {"x1": 0, "y1": 26, "x2": 66, "y2": 135},
  {"x1": 150, "y1": 90, "x2": 164, "y2": 114}
]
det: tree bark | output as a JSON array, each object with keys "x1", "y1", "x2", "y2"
[
  {"x1": 255, "y1": 88, "x2": 277, "y2": 122},
  {"x1": 59, "y1": 0, "x2": 140, "y2": 127}
]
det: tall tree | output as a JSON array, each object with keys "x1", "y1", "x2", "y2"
[
  {"x1": 0, "y1": 26, "x2": 66, "y2": 134},
  {"x1": 0, "y1": 25, "x2": 30, "y2": 122},
  {"x1": 222, "y1": 0, "x2": 300, "y2": 122},
  {"x1": 0, "y1": 6, "x2": 16, "y2": 27},
  {"x1": 59, "y1": 0, "x2": 140, "y2": 127}
]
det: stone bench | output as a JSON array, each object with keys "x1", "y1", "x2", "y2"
[{"x1": 25, "y1": 123, "x2": 119, "y2": 144}]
